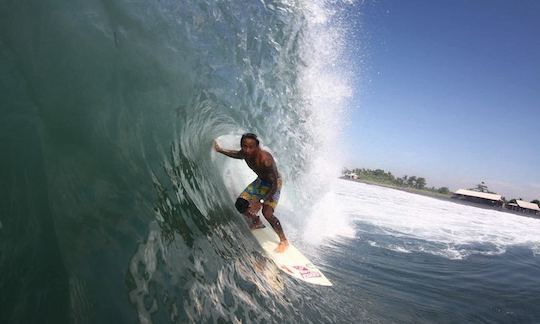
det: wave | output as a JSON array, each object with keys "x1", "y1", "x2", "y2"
[
  {"x1": 0, "y1": 0, "x2": 352, "y2": 322},
  {"x1": 340, "y1": 180, "x2": 540, "y2": 260}
]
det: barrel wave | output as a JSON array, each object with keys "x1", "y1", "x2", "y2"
[{"x1": 0, "y1": 0, "x2": 351, "y2": 323}]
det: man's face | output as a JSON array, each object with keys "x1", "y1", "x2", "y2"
[{"x1": 241, "y1": 138, "x2": 258, "y2": 158}]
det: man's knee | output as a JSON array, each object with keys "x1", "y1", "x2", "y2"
[
  {"x1": 262, "y1": 206, "x2": 274, "y2": 218},
  {"x1": 262, "y1": 209, "x2": 276, "y2": 221},
  {"x1": 235, "y1": 198, "x2": 249, "y2": 213}
]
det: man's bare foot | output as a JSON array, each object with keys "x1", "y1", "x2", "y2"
[{"x1": 275, "y1": 240, "x2": 289, "y2": 253}]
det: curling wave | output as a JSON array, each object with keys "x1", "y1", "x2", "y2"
[{"x1": 0, "y1": 0, "x2": 352, "y2": 322}]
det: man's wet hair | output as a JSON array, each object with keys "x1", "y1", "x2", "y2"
[{"x1": 241, "y1": 133, "x2": 259, "y2": 146}]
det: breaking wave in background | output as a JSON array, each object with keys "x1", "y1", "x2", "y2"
[
  {"x1": 0, "y1": 0, "x2": 353, "y2": 323},
  {"x1": 338, "y1": 180, "x2": 540, "y2": 260}
]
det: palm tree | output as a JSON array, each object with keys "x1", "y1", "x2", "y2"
[
  {"x1": 471, "y1": 181, "x2": 488, "y2": 192},
  {"x1": 415, "y1": 177, "x2": 426, "y2": 189},
  {"x1": 407, "y1": 176, "x2": 417, "y2": 187}
]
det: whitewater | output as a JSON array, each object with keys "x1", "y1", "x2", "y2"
[
  {"x1": 338, "y1": 180, "x2": 540, "y2": 260},
  {"x1": 316, "y1": 179, "x2": 540, "y2": 323}
]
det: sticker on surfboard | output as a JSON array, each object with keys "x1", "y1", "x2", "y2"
[{"x1": 251, "y1": 226, "x2": 332, "y2": 286}]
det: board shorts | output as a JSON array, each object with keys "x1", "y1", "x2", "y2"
[{"x1": 239, "y1": 177, "x2": 282, "y2": 210}]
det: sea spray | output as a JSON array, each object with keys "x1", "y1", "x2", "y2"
[{"x1": 287, "y1": 0, "x2": 353, "y2": 243}]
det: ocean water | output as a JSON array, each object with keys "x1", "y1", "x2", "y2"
[
  {"x1": 320, "y1": 180, "x2": 540, "y2": 323},
  {"x1": 2, "y1": 0, "x2": 539, "y2": 323}
]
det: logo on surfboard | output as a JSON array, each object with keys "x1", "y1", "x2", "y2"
[{"x1": 281, "y1": 264, "x2": 322, "y2": 279}]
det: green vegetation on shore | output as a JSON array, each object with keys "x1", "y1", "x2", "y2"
[
  {"x1": 342, "y1": 168, "x2": 451, "y2": 195},
  {"x1": 342, "y1": 168, "x2": 540, "y2": 208}
]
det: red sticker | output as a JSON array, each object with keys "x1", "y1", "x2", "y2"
[{"x1": 292, "y1": 265, "x2": 322, "y2": 279}]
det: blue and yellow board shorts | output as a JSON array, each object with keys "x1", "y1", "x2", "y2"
[{"x1": 239, "y1": 177, "x2": 283, "y2": 210}]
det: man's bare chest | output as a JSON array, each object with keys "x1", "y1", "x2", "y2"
[{"x1": 245, "y1": 158, "x2": 265, "y2": 172}]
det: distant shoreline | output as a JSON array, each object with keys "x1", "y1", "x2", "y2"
[
  {"x1": 340, "y1": 177, "x2": 540, "y2": 219},
  {"x1": 340, "y1": 177, "x2": 453, "y2": 201}
]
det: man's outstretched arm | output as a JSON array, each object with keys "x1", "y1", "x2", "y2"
[{"x1": 214, "y1": 140, "x2": 244, "y2": 159}]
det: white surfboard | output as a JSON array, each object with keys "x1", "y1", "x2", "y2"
[{"x1": 251, "y1": 226, "x2": 333, "y2": 286}]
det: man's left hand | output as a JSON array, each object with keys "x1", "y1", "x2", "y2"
[
  {"x1": 248, "y1": 201, "x2": 262, "y2": 215},
  {"x1": 213, "y1": 140, "x2": 221, "y2": 152}
]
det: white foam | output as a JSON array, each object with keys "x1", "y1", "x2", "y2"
[
  {"x1": 286, "y1": 0, "x2": 353, "y2": 245},
  {"x1": 301, "y1": 188, "x2": 356, "y2": 244},
  {"x1": 337, "y1": 179, "x2": 540, "y2": 259}
]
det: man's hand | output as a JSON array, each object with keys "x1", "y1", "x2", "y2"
[
  {"x1": 248, "y1": 201, "x2": 262, "y2": 216},
  {"x1": 213, "y1": 140, "x2": 222, "y2": 153},
  {"x1": 213, "y1": 140, "x2": 244, "y2": 159}
]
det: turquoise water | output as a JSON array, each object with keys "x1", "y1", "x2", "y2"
[{"x1": 1, "y1": 0, "x2": 349, "y2": 322}]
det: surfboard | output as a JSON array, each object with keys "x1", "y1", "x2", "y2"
[{"x1": 251, "y1": 226, "x2": 333, "y2": 286}]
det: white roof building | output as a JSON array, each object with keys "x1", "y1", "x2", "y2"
[
  {"x1": 515, "y1": 200, "x2": 540, "y2": 212},
  {"x1": 454, "y1": 189, "x2": 502, "y2": 201}
]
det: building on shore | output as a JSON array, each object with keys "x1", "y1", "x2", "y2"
[
  {"x1": 345, "y1": 172, "x2": 358, "y2": 180},
  {"x1": 506, "y1": 200, "x2": 540, "y2": 215},
  {"x1": 452, "y1": 189, "x2": 504, "y2": 207}
]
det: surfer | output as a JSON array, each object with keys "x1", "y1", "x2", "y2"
[{"x1": 214, "y1": 133, "x2": 289, "y2": 252}]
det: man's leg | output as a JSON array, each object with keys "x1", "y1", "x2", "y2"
[{"x1": 262, "y1": 205, "x2": 288, "y2": 252}]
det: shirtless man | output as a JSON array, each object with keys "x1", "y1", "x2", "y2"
[{"x1": 214, "y1": 133, "x2": 289, "y2": 252}]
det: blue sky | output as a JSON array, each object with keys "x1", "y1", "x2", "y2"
[{"x1": 342, "y1": 0, "x2": 540, "y2": 200}]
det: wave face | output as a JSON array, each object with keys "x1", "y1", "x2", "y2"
[{"x1": 0, "y1": 0, "x2": 350, "y2": 323}]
